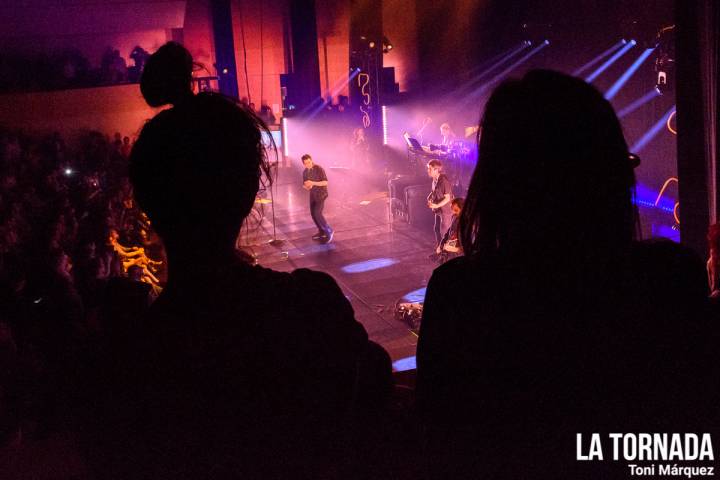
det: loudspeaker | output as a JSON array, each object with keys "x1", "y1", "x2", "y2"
[
  {"x1": 388, "y1": 175, "x2": 423, "y2": 220},
  {"x1": 280, "y1": 74, "x2": 301, "y2": 116},
  {"x1": 405, "y1": 184, "x2": 435, "y2": 230}
]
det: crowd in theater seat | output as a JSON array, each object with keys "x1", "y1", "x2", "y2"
[
  {"x1": 0, "y1": 43, "x2": 717, "y2": 480},
  {"x1": 0, "y1": 45, "x2": 150, "y2": 93},
  {"x1": 0, "y1": 126, "x2": 165, "y2": 476}
]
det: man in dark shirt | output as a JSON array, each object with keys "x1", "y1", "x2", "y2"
[
  {"x1": 302, "y1": 154, "x2": 333, "y2": 243},
  {"x1": 426, "y1": 160, "x2": 453, "y2": 255}
]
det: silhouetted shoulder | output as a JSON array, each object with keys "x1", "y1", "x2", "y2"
[
  {"x1": 629, "y1": 238, "x2": 708, "y2": 304},
  {"x1": 148, "y1": 261, "x2": 368, "y2": 350}
]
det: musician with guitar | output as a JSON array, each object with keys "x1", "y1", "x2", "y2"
[
  {"x1": 426, "y1": 159, "x2": 454, "y2": 257},
  {"x1": 436, "y1": 197, "x2": 464, "y2": 263}
]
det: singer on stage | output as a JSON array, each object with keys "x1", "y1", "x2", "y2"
[{"x1": 302, "y1": 154, "x2": 333, "y2": 243}]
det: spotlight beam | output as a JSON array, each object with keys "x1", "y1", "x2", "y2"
[
  {"x1": 441, "y1": 42, "x2": 530, "y2": 102},
  {"x1": 465, "y1": 40, "x2": 550, "y2": 102},
  {"x1": 630, "y1": 105, "x2": 676, "y2": 153},
  {"x1": 305, "y1": 69, "x2": 361, "y2": 120},
  {"x1": 486, "y1": 40, "x2": 550, "y2": 86},
  {"x1": 300, "y1": 68, "x2": 361, "y2": 116},
  {"x1": 617, "y1": 88, "x2": 661, "y2": 118},
  {"x1": 604, "y1": 48, "x2": 656, "y2": 100},
  {"x1": 572, "y1": 40, "x2": 627, "y2": 76},
  {"x1": 437, "y1": 43, "x2": 527, "y2": 94},
  {"x1": 586, "y1": 40, "x2": 636, "y2": 83}
]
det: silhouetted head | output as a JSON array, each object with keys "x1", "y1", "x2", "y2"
[
  {"x1": 460, "y1": 70, "x2": 637, "y2": 261},
  {"x1": 130, "y1": 43, "x2": 271, "y2": 260},
  {"x1": 140, "y1": 42, "x2": 194, "y2": 107},
  {"x1": 130, "y1": 95, "x2": 271, "y2": 253}
]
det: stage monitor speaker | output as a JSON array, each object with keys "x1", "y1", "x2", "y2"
[{"x1": 405, "y1": 184, "x2": 435, "y2": 230}]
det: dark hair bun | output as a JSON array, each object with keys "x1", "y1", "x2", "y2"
[{"x1": 140, "y1": 42, "x2": 194, "y2": 107}]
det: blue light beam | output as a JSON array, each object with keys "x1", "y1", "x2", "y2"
[
  {"x1": 586, "y1": 39, "x2": 636, "y2": 83},
  {"x1": 604, "y1": 48, "x2": 656, "y2": 100},
  {"x1": 630, "y1": 105, "x2": 676, "y2": 153},
  {"x1": 617, "y1": 88, "x2": 661, "y2": 118},
  {"x1": 443, "y1": 42, "x2": 530, "y2": 102},
  {"x1": 572, "y1": 39, "x2": 627, "y2": 76},
  {"x1": 467, "y1": 40, "x2": 550, "y2": 101},
  {"x1": 306, "y1": 68, "x2": 362, "y2": 119}
]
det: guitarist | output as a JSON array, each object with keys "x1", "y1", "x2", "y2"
[
  {"x1": 436, "y1": 197, "x2": 464, "y2": 263},
  {"x1": 426, "y1": 160, "x2": 454, "y2": 257}
]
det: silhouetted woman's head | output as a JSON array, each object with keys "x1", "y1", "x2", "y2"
[
  {"x1": 139, "y1": 42, "x2": 194, "y2": 107},
  {"x1": 460, "y1": 70, "x2": 637, "y2": 260},
  {"x1": 129, "y1": 43, "x2": 271, "y2": 254}
]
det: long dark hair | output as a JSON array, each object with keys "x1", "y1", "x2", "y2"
[{"x1": 459, "y1": 70, "x2": 637, "y2": 260}]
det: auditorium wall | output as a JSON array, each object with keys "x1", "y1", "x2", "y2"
[{"x1": 0, "y1": 84, "x2": 161, "y2": 138}]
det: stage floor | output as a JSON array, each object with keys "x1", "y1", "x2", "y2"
[{"x1": 241, "y1": 165, "x2": 438, "y2": 366}]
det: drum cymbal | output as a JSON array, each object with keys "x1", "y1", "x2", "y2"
[{"x1": 255, "y1": 198, "x2": 272, "y2": 204}]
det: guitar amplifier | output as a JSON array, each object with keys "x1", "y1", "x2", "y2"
[
  {"x1": 388, "y1": 175, "x2": 423, "y2": 220},
  {"x1": 404, "y1": 184, "x2": 435, "y2": 230}
]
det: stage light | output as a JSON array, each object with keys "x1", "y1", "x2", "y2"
[
  {"x1": 630, "y1": 105, "x2": 676, "y2": 153},
  {"x1": 64, "y1": 168, "x2": 73, "y2": 176},
  {"x1": 281, "y1": 117, "x2": 289, "y2": 157},
  {"x1": 617, "y1": 88, "x2": 661, "y2": 118},
  {"x1": 544, "y1": 39, "x2": 550, "y2": 45},
  {"x1": 369, "y1": 41, "x2": 376, "y2": 49},
  {"x1": 382, "y1": 106, "x2": 388, "y2": 145},
  {"x1": 656, "y1": 70, "x2": 668, "y2": 95},
  {"x1": 653, "y1": 25, "x2": 675, "y2": 96},
  {"x1": 634, "y1": 182, "x2": 676, "y2": 214},
  {"x1": 382, "y1": 36, "x2": 394, "y2": 54},
  {"x1": 604, "y1": 47, "x2": 656, "y2": 100},
  {"x1": 586, "y1": 39, "x2": 637, "y2": 83}
]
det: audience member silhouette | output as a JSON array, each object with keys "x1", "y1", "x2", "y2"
[
  {"x1": 76, "y1": 42, "x2": 393, "y2": 479},
  {"x1": 416, "y1": 70, "x2": 719, "y2": 479}
]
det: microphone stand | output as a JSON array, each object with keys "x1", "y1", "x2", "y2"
[
  {"x1": 416, "y1": 118, "x2": 431, "y2": 144},
  {"x1": 267, "y1": 161, "x2": 285, "y2": 247}
]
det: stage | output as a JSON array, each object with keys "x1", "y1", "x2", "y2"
[{"x1": 241, "y1": 164, "x2": 436, "y2": 365}]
